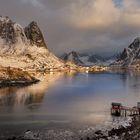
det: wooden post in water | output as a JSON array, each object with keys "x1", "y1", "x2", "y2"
[
  {"x1": 137, "y1": 102, "x2": 140, "y2": 115},
  {"x1": 125, "y1": 110, "x2": 127, "y2": 117}
]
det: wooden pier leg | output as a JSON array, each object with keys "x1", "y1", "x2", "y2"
[
  {"x1": 122, "y1": 110, "x2": 124, "y2": 116},
  {"x1": 111, "y1": 108, "x2": 113, "y2": 115},
  {"x1": 124, "y1": 110, "x2": 125, "y2": 116},
  {"x1": 125, "y1": 110, "x2": 126, "y2": 117},
  {"x1": 121, "y1": 110, "x2": 123, "y2": 116},
  {"x1": 119, "y1": 109, "x2": 121, "y2": 116}
]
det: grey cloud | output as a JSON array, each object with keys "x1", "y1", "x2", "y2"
[{"x1": 0, "y1": 0, "x2": 140, "y2": 56}]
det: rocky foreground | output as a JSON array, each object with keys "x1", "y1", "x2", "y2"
[
  {"x1": 4, "y1": 116, "x2": 140, "y2": 140},
  {"x1": 0, "y1": 66, "x2": 39, "y2": 87}
]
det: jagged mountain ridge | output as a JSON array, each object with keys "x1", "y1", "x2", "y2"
[
  {"x1": 61, "y1": 51, "x2": 84, "y2": 65},
  {"x1": 113, "y1": 38, "x2": 140, "y2": 67},
  {"x1": 61, "y1": 51, "x2": 116, "y2": 66},
  {"x1": 0, "y1": 16, "x2": 64, "y2": 70},
  {"x1": 24, "y1": 21, "x2": 47, "y2": 48}
]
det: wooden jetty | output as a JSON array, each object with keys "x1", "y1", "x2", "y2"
[{"x1": 111, "y1": 102, "x2": 140, "y2": 116}]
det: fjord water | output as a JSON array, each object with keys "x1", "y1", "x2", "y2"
[{"x1": 0, "y1": 70, "x2": 140, "y2": 137}]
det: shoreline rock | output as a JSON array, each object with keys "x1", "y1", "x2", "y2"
[
  {"x1": 4, "y1": 116, "x2": 140, "y2": 140},
  {"x1": 0, "y1": 79, "x2": 39, "y2": 88},
  {"x1": 0, "y1": 66, "x2": 39, "y2": 88}
]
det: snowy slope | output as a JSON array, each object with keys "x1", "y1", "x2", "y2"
[
  {"x1": 0, "y1": 16, "x2": 64, "y2": 70},
  {"x1": 61, "y1": 51, "x2": 84, "y2": 65},
  {"x1": 61, "y1": 51, "x2": 116, "y2": 66},
  {"x1": 113, "y1": 38, "x2": 140, "y2": 67}
]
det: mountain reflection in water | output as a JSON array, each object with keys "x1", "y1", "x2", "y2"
[
  {"x1": 0, "y1": 73, "x2": 63, "y2": 111},
  {"x1": 0, "y1": 70, "x2": 140, "y2": 137}
]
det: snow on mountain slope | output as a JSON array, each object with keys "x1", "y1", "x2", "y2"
[
  {"x1": 61, "y1": 51, "x2": 84, "y2": 65},
  {"x1": 61, "y1": 51, "x2": 116, "y2": 66},
  {"x1": 0, "y1": 16, "x2": 64, "y2": 70},
  {"x1": 112, "y1": 38, "x2": 140, "y2": 67}
]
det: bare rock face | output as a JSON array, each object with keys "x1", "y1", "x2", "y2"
[
  {"x1": 113, "y1": 38, "x2": 140, "y2": 67},
  {"x1": 61, "y1": 52, "x2": 116, "y2": 66},
  {"x1": 24, "y1": 21, "x2": 47, "y2": 48},
  {"x1": 61, "y1": 51, "x2": 84, "y2": 65},
  {"x1": 0, "y1": 16, "x2": 27, "y2": 44},
  {"x1": 0, "y1": 16, "x2": 64, "y2": 71},
  {"x1": 0, "y1": 16, "x2": 16, "y2": 44},
  {"x1": 0, "y1": 17, "x2": 46, "y2": 49}
]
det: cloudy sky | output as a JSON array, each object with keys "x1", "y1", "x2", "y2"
[{"x1": 0, "y1": 0, "x2": 140, "y2": 56}]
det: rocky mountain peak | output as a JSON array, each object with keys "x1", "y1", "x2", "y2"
[
  {"x1": 61, "y1": 51, "x2": 84, "y2": 65},
  {"x1": 61, "y1": 51, "x2": 116, "y2": 66},
  {"x1": 69, "y1": 51, "x2": 79, "y2": 58},
  {"x1": 61, "y1": 51, "x2": 78, "y2": 60},
  {"x1": 0, "y1": 16, "x2": 28, "y2": 44},
  {"x1": 24, "y1": 21, "x2": 47, "y2": 48},
  {"x1": 132, "y1": 37, "x2": 140, "y2": 44},
  {"x1": 113, "y1": 37, "x2": 140, "y2": 66},
  {"x1": 0, "y1": 16, "x2": 64, "y2": 70},
  {"x1": 0, "y1": 16, "x2": 16, "y2": 44},
  {"x1": 0, "y1": 16, "x2": 47, "y2": 48}
]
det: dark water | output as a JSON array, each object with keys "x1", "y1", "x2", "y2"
[{"x1": 0, "y1": 70, "x2": 140, "y2": 137}]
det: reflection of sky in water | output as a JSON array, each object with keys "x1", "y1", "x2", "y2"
[{"x1": 1, "y1": 71, "x2": 140, "y2": 135}]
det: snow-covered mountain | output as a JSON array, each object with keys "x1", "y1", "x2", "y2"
[
  {"x1": 61, "y1": 51, "x2": 116, "y2": 66},
  {"x1": 0, "y1": 16, "x2": 64, "y2": 70},
  {"x1": 112, "y1": 38, "x2": 140, "y2": 67},
  {"x1": 61, "y1": 51, "x2": 84, "y2": 65}
]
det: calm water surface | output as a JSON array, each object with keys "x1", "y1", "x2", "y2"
[{"x1": 0, "y1": 70, "x2": 140, "y2": 137}]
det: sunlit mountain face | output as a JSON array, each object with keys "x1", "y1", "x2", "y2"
[
  {"x1": 1, "y1": 0, "x2": 140, "y2": 55},
  {"x1": 0, "y1": 16, "x2": 64, "y2": 71},
  {"x1": 1, "y1": 0, "x2": 140, "y2": 139}
]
